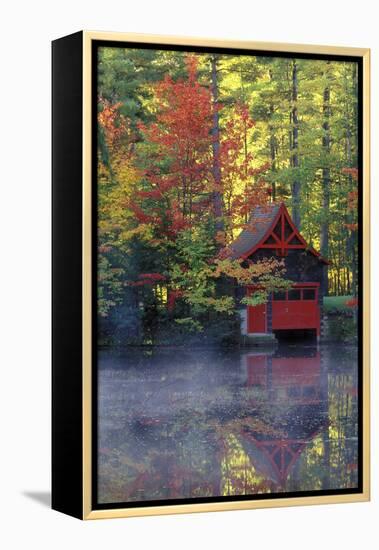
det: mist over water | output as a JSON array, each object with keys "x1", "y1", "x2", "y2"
[{"x1": 97, "y1": 343, "x2": 359, "y2": 504}]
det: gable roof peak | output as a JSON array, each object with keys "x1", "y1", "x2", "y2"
[{"x1": 222, "y1": 201, "x2": 328, "y2": 263}]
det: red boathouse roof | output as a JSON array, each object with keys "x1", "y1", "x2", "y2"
[{"x1": 224, "y1": 202, "x2": 328, "y2": 264}]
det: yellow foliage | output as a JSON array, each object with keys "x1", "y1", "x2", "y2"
[{"x1": 98, "y1": 155, "x2": 146, "y2": 245}]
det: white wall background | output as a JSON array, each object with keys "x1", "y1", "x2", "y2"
[{"x1": 1, "y1": 0, "x2": 377, "y2": 547}]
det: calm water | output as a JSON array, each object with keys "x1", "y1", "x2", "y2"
[{"x1": 97, "y1": 344, "x2": 359, "y2": 504}]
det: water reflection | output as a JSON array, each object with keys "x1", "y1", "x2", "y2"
[{"x1": 98, "y1": 344, "x2": 358, "y2": 504}]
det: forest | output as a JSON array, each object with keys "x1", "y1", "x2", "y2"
[{"x1": 96, "y1": 46, "x2": 359, "y2": 345}]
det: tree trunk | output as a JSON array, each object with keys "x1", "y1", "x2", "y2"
[
  {"x1": 291, "y1": 61, "x2": 301, "y2": 228},
  {"x1": 346, "y1": 63, "x2": 358, "y2": 296},
  {"x1": 210, "y1": 55, "x2": 224, "y2": 234},
  {"x1": 269, "y1": 69, "x2": 277, "y2": 202},
  {"x1": 320, "y1": 67, "x2": 331, "y2": 296}
]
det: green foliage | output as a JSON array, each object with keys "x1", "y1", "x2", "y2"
[
  {"x1": 170, "y1": 228, "x2": 223, "y2": 316},
  {"x1": 327, "y1": 317, "x2": 356, "y2": 342},
  {"x1": 98, "y1": 255, "x2": 124, "y2": 317},
  {"x1": 174, "y1": 317, "x2": 204, "y2": 333}
]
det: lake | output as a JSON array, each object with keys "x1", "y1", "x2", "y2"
[{"x1": 97, "y1": 343, "x2": 359, "y2": 504}]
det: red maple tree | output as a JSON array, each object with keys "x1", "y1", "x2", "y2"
[
  {"x1": 130, "y1": 58, "x2": 270, "y2": 245},
  {"x1": 131, "y1": 55, "x2": 215, "y2": 239}
]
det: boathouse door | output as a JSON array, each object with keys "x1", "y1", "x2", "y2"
[
  {"x1": 272, "y1": 283, "x2": 320, "y2": 336},
  {"x1": 247, "y1": 303, "x2": 267, "y2": 333}
]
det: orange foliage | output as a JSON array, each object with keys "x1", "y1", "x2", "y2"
[
  {"x1": 98, "y1": 98, "x2": 129, "y2": 147},
  {"x1": 346, "y1": 297, "x2": 358, "y2": 308}
]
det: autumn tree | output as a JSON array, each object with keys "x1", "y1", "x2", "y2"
[{"x1": 134, "y1": 55, "x2": 215, "y2": 238}]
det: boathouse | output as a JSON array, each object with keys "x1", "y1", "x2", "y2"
[{"x1": 227, "y1": 202, "x2": 328, "y2": 339}]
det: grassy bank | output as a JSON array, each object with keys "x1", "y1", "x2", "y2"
[{"x1": 323, "y1": 295, "x2": 353, "y2": 313}]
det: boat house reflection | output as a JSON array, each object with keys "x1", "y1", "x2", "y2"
[{"x1": 232, "y1": 347, "x2": 327, "y2": 489}]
